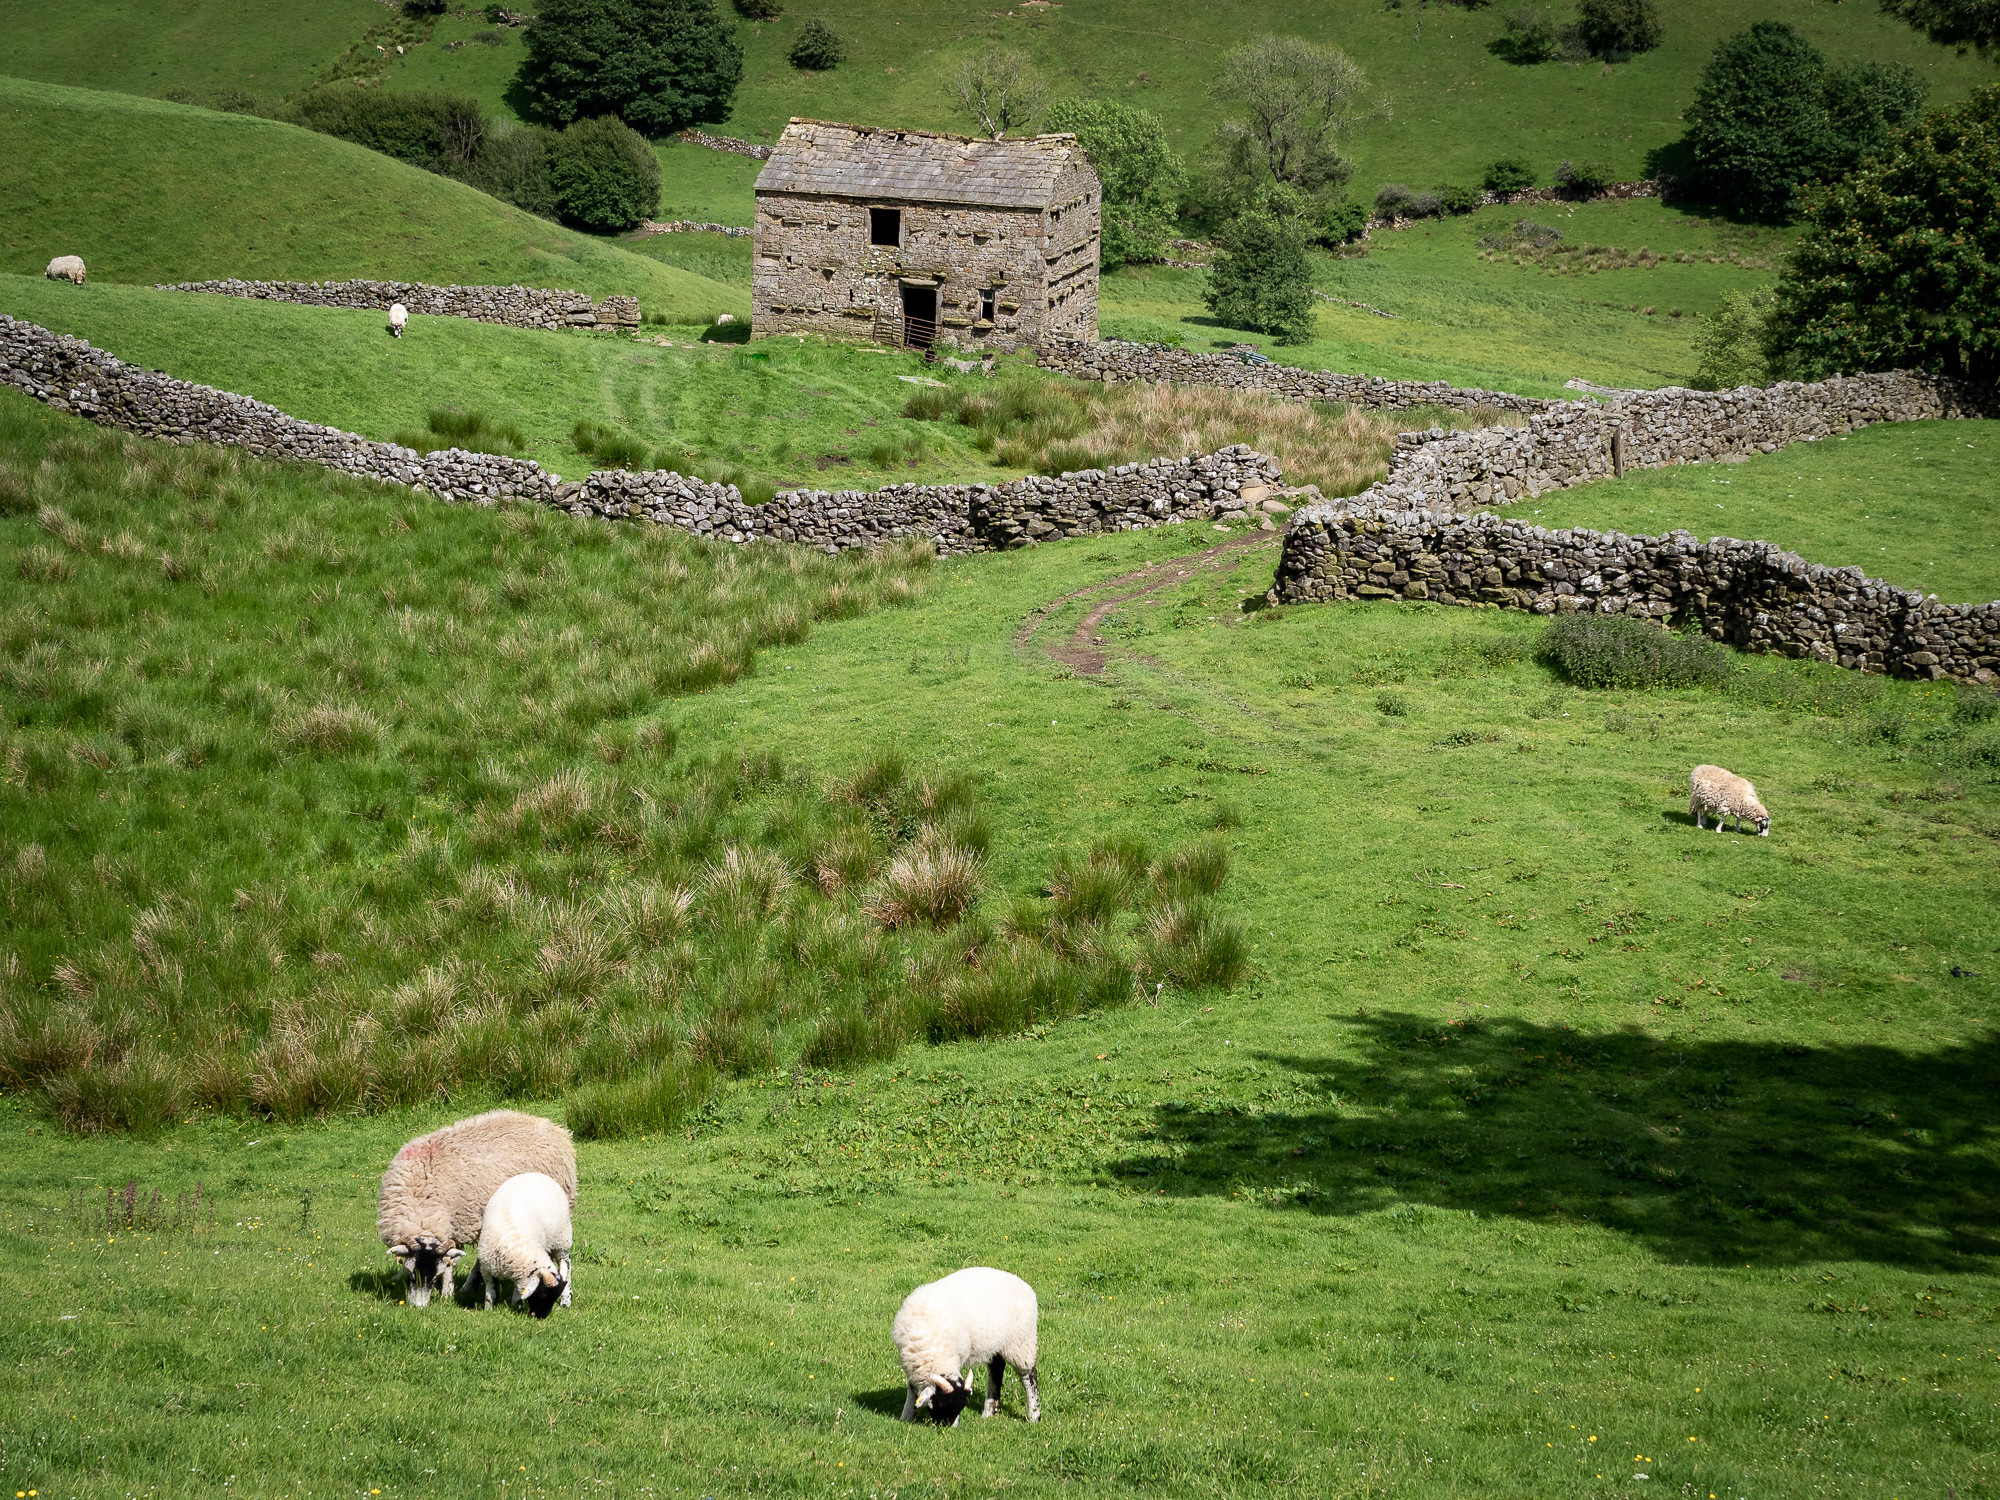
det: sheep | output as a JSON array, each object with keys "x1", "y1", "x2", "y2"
[
  {"x1": 893, "y1": 1267, "x2": 1041, "y2": 1426},
  {"x1": 45, "y1": 256, "x2": 86, "y2": 285},
  {"x1": 377, "y1": 1109, "x2": 576, "y2": 1307},
  {"x1": 466, "y1": 1172, "x2": 573, "y2": 1318},
  {"x1": 388, "y1": 303, "x2": 408, "y2": 338},
  {"x1": 1690, "y1": 763, "x2": 1771, "y2": 837}
]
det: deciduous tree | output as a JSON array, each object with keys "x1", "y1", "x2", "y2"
[
  {"x1": 1043, "y1": 98, "x2": 1185, "y2": 269},
  {"x1": 517, "y1": 0, "x2": 743, "y2": 135}
]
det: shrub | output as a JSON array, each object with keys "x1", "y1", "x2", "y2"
[
  {"x1": 462, "y1": 122, "x2": 559, "y2": 216},
  {"x1": 548, "y1": 115, "x2": 661, "y2": 231},
  {"x1": 1555, "y1": 157, "x2": 1618, "y2": 196},
  {"x1": 1576, "y1": 0, "x2": 1663, "y2": 57},
  {"x1": 1043, "y1": 98, "x2": 1185, "y2": 268},
  {"x1": 1312, "y1": 196, "x2": 1371, "y2": 245},
  {"x1": 735, "y1": 0, "x2": 782, "y2": 14},
  {"x1": 1496, "y1": 6, "x2": 1570, "y2": 63},
  {"x1": 1432, "y1": 181, "x2": 1482, "y2": 215},
  {"x1": 1538, "y1": 613, "x2": 1734, "y2": 690},
  {"x1": 787, "y1": 17, "x2": 845, "y2": 69},
  {"x1": 1375, "y1": 182, "x2": 1443, "y2": 218},
  {"x1": 1483, "y1": 154, "x2": 1537, "y2": 193},
  {"x1": 286, "y1": 86, "x2": 487, "y2": 173},
  {"x1": 518, "y1": 0, "x2": 744, "y2": 133},
  {"x1": 1766, "y1": 86, "x2": 1998, "y2": 382},
  {"x1": 1689, "y1": 289, "x2": 1771, "y2": 390},
  {"x1": 1202, "y1": 214, "x2": 1317, "y2": 343}
]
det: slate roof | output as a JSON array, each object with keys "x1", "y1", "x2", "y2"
[{"x1": 754, "y1": 120, "x2": 1088, "y2": 210}]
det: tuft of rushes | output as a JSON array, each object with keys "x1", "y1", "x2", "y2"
[{"x1": 1539, "y1": 611, "x2": 1733, "y2": 690}]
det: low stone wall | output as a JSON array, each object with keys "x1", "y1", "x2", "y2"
[
  {"x1": 638, "y1": 219, "x2": 753, "y2": 238},
  {"x1": 1038, "y1": 338, "x2": 1549, "y2": 416},
  {"x1": 677, "y1": 128, "x2": 772, "y2": 160},
  {"x1": 0, "y1": 315, "x2": 1277, "y2": 558},
  {"x1": 1274, "y1": 508, "x2": 1999, "y2": 685},
  {"x1": 155, "y1": 279, "x2": 642, "y2": 332}
]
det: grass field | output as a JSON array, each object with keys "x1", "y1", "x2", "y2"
[
  {"x1": 2, "y1": 386, "x2": 1997, "y2": 1496},
  {"x1": 0, "y1": 79, "x2": 743, "y2": 316},
  {"x1": 1525, "y1": 420, "x2": 2000, "y2": 605},
  {"x1": 370, "y1": 0, "x2": 1992, "y2": 204}
]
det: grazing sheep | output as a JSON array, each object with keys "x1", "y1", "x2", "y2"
[
  {"x1": 467, "y1": 1172, "x2": 573, "y2": 1318},
  {"x1": 45, "y1": 256, "x2": 86, "y2": 285},
  {"x1": 893, "y1": 1267, "x2": 1041, "y2": 1426},
  {"x1": 377, "y1": 1109, "x2": 576, "y2": 1307},
  {"x1": 388, "y1": 303, "x2": 408, "y2": 338},
  {"x1": 1690, "y1": 763, "x2": 1771, "y2": 836}
]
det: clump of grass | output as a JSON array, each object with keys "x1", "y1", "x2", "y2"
[
  {"x1": 1540, "y1": 613, "x2": 1733, "y2": 690},
  {"x1": 391, "y1": 409, "x2": 527, "y2": 457},
  {"x1": 1376, "y1": 689, "x2": 1411, "y2": 716},
  {"x1": 572, "y1": 420, "x2": 651, "y2": 470},
  {"x1": 865, "y1": 828, "x2": 986, "y2": 929}
]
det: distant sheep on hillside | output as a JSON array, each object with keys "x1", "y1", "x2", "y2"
[
  {"x1": 1690, "y1": 764, "x2": 1770, "y2": 836},
  {"x1": 389, "y1": 303, "x2": 408, "y2": 338},
  {"x1": 45, "y1": 256, "x2": 86, "y2": 285}
]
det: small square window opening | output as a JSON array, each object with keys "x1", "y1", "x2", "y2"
[{"x1": 869, "y1": 208, "x2": 901, "y2": 247}]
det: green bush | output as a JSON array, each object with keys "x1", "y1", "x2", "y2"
[
  {"x1": 1376, "y1": 182, "x2": 1444, "y2": 218},
  {"x1": 1312, "y1": 196, "x2": 1371, "y2": 246},
  {"x1": 734, "y1": 0, "x2": 782, "y2": 14},
  {"x1": 1555, "y1": 158, "x2": 1619, "y2": 196},
  {"x1": 518, "y1": 0, "x2": 744, "y2": 134},
  {"x1": 1689, "y1": 289, "x2": 1772, "y2": 390},
  {"x1": 1575, "y1": 0, "x2": 1663, "y2": 57},
  {"x1": 1766, "y1": 87, "x2": 1998, "y2": 382},
  {"x1": 548, "y1": 115, "x2": 661, "y2": 232},
  {"x1": 462, "y1": 122, "x2": 560, "y2": 217},
  {"x1": 1043, "y1": 98, "x2": 1186, "y2": 269},
  {"x1": 1482, "y1": 155, "x2": 1536, "y2": 194},
  {"x1": 1432, "y1": 182, "x2": 1483, "y2": 215},
  {"x1": 787, "y1": 17, "x2": 845, "y2": 70},
  {"x1": 1495, "y1": 5, "x2": 1574, "y2": 63},
  {"x1": 1204, "y1": 214, "x2": 1318, "y2": 343},
  {"x1": 1539, "y1": 613, "x2": 1734, "y2": 691},
  {"x1": 286, "y1": 87, "x2": 487, "y2": 174}
]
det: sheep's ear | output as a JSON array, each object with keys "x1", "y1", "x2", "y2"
[
  {"x1": 913, "y1": 1383, "x2": 935, "y2": 1408},
  {"x1": 445, "y1": 1246, "x2": 466, "y2": 1264},
  {"x1": 387, "y1": 1244, "x2": 409, "y2": 1258}
]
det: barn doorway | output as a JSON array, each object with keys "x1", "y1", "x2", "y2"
[{"x1": 900, "y1": 285, "x2": 938, "y2": 349}]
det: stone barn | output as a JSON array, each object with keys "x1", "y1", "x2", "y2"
[{"x1": 751, "y1": 119, "x2": 1100, "y2": 352}]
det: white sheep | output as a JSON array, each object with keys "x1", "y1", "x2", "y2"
[
  {"x1": 893, "y1": 1267, "x2": 1041, "y2": 1425},
  {"x1": 1690, "y1": 763, "x2": 1771, "y2": 836},
  {"x1": 45, "y1": 256, "x2": 86, "y2": 285},
  {"x1": 467, "y1": 1171, "x2": 573, "y2": 1318},
  {"x1": 388, "y1": 303, "x2": 408, "y2": 338},
  {"x1": 377, "y1": 1109, "x2": 576, "y2": 1307}
]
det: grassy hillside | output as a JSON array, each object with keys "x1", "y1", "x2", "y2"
[
  {"x1": 0, "y1": 78, "x2": 744, "y2": 318},
  {"x1": 0, "y1": 0, "x2": 382, "y2": 101},
  {"x1": 1528, "y1": 419, "x2": 2000, "y2": 603},
  {"x1": 2, "y1": 389, "x2": 1996, "y2": 1495},
  {"x1": 382, "y1": 0, "x2": 1992, "y2": 198}
]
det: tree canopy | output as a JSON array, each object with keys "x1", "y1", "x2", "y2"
[
  {"x1": 547, "y1": 115, "x2": 663, "y2": 231},
  {"x1": 1878, "y1": 0, "x2": 2000, "y2": 57},
  {"x1": 517, "y1": 0, "x2": 743, "y2": 135},
  {"x1": 1043, "y1": 98, "x2": 1185, "y2": 269},
  {"x1": 1209, "y1": 35, "x2": 1382, "y2": 206},
  {"x1": 1203, "y1": 213, "x2": 1316, "y2": 344},
  {"x1": 1766, "y1": 86, "x2": 2000, "y2": 384}
]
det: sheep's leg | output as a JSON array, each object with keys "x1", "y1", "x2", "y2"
[
  {"x1": 899, "y1": 1385, "x2": 917, "y2": 1423},
  {"x1": 558, "y1": 1254, "x2": 572, "y2": 1307},
  {"x1": 1022, "y1": 1366, "x2": 1041, "y2": 1423},
  {"x1": 984, "y1": 1355, "x2": 1005, "y2": 1418},
  {"x1": 483, "y1": 1266, "x2": 497, "y2": 1310},
  {"x1": 1692, "y1": 805, "x2": 1704, "y2": 829}
]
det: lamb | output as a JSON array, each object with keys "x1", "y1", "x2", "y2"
[
  {"x1": 388, "y1": 303, "x2": 408, "y2": 338},
  {"x1": 1690, "y1": 763, "x2": 1771, "y2": 836},
  {"x1": 893, "y1": 1267, "x2": 1041, "y2": 1426},
  {"x1": 45, "y1": 256, "x2": 86, "y2": 285},
  {"x1": 467, "y1": 1171, "x2": 573, "y2": 1317},
  {"x1": 377, "y1": 1109, "x2": 576, "y2": 1307}
]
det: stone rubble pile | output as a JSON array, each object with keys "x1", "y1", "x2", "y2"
[
  {"x1": 0, "y1": 315, "x2": 1277, "y2": 557},
  {"x1": 1275, "y1": 508, "x2": 1999, "y2": 685},
  {"x1": 637, "y1": 220, "x2": 753, "y2": 238},
  {"x1": 156, "y1": 279, "x2": 642, "y2": 331}
]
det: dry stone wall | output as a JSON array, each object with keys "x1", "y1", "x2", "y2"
[
  {"x1": 0, "y1": 315, "x2": 1276, "y2": 558},
  {"x1": 1274, "y1": 508, "x2": 2000, "y2": 686},
  {"x1": 156, "y1": 279, "x2": 642, "y2": 332}
]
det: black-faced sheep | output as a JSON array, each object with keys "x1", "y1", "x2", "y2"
[
  {"x1": 467, "y1": 1171, "x2": 572, "y2": 1318},
  {"x1": 45, "y1": 256, "x2": 86, "y2": 285},
  {"x1": 1690, "y1": 764, "x2": 1771, "y2": 836},
  {"x1": 376, "y1": 1109, "x2": 576, "y2": 1307},
  {"x1": 893, "y1": 1267, "x2": 1041, "y2": 1425}
]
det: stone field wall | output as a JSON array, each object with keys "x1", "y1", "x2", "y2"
[
  {"x1": 0, "y1": 314, "x2": 1276, "y2": 558},
  {"x1": 156, "y1": 279, "x2": 642, "y2": 332},
  {"x1": 1274, "y1": 508, "x2": 1999, "y2": 686}
]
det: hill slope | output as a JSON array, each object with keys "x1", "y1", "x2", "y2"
[
  {"x1": 0, "y1": 78, "x2": 746, "y2": 319},
  {"x1": 384, "y1": 0, "x2": 1993, "y2": 201}
]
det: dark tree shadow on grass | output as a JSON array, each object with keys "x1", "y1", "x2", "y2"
[{"x1": 1109, "y1": 1014, "x2": 2000, "y2": 1270}]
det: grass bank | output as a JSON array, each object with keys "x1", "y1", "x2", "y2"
[
  {"x1": 1522, "y1": 418, "x2": 2000, "y2": 604},
  {"x1": 0, "y1": 78, "x2": 743, "y2": 316}
]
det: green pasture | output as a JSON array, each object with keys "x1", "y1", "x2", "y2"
[
  {"x1": 1526, "y1": 420, "x2": 2000, "y2": 605},
  {"x1": 1, "y1": 383, "x2": 1997, "y2": 1496},
  {"x1": 372, "y1": 0, "x2": 1991, "y2": 201},
  {"x1": 0, "y1": 274, "x2": 990, "y2": 489},
  {"x1": 0, "y1": 79, "x2": 742, "y2": 316}
]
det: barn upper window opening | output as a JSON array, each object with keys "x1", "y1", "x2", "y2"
[
  {"x1": 869, "y1": 208, "x2": 901, "y2": 246},
  {"x1": 979, "y1": 288, "x2": 996, "y2": 321}
]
